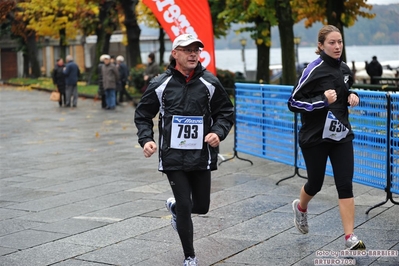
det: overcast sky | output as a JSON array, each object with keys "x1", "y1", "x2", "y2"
[{"x1": 367, "y1": 0, "x2": 399, "y2": 4}]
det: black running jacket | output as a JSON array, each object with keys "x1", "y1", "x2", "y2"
[
  {"x1": 287, "y1": 51, "x2": 358, "y2": 148},
  {"x1": 135, "y1": 61, "x2": 234, "y2": 171}
]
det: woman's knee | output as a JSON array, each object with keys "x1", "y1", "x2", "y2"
[
  {"x1": 304, "y1": 182, "x2": 322, "y2": 196},
  {"x1": 336, "y1": 180, "x2": 353, "y2": 199}
]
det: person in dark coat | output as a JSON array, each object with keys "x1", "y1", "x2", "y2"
[
  {"x1": 366, "y1": 56, "x2": 383, "y2": 84},
  {"x1": 116, "y1": 55, "x2": 132, "y2": 103},
  {"x1": 142, "y1": 52, "x2": 160, "y2": 93},
  {"x1": 101, "y1": 55, "x2": 119, "y2": 110},
  {"x1": 98, "y1": 54, "x2": 107, "y2": 109},
  {"x1": 52, "y1": 58, "x2": 66, "y2": 107},
  {"x1": 63, "y1": 55, "x2": 80, "y2": 107},
  {"x1": 134, "y1": 34, "x2": 234, "y2": 266},
  {"x1": 288, "y1": 25, "x2": 365, "y2": 251}
]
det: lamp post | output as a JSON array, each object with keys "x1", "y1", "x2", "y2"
[
  {"x1": 294, "y1": 36, "x2": 301, "y2": 72},
  {"x1": 240, "y1": 38, "x2": 247, "y2": 78}
]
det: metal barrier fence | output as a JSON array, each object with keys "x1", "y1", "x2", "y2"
[{"x1": 224, "y1": 83, "x2": 398, "y2": 213}]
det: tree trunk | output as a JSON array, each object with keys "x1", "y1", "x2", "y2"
[
  {"x1": 275, "y1": 0, "x2": 296, "y2": 85},
  {"x1": 326, "y1": 0, "x2": 347, "y2": 62},
  {"x1": 23, "y1": 52, "x2": 29, "y2": 78},
  {"x1": 87, "y1": 0, "x2": 113, "y2": 84},
  {"x1": 102, "y1": 33, "x2": 112, "y2": 55},
  {"x1": 255, "y1": 22, "x2": 271, "y2": 83},
  {"x1": 120, "y1": 0, "x2": 141, "y2": 68},
  {"x1": 256, "y1": 43, "x2": 270, "y2": 83},
  {"x1": 159, "y1": 27, "x2": 165, "y2": 66},
  {"x1": 26, "y1": 31, "x2": 41, "y2": 78},
  {"x1": 59, "y1": 28, "x2": 67, "y2": 60}
]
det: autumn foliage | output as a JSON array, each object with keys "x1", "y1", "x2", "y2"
[{"x1": 291, "y1": 0, "x2": 375, "y2": 28}]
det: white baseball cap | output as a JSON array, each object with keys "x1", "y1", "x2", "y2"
[{"x1": 172, "y1": 34, "x2": 204, "y2": 50}]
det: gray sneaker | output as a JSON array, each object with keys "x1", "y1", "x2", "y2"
[
  {"x1": 165, "y1": 197, "x2": 177, "y2": 231},
  {"x1": 345, "y1": 234, "x2": 366, "y2": 250},
  {"x1": 292, "y1": 199, "x2": 308, "y2": 234},
  {"x1": 183, "y1": 256, "x2": 198, "y2": 266}
]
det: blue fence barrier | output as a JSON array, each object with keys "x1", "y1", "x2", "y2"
[
  {"x1": 229, "y1": 83, "x2": 398, "y2": 213},
  {"x1": 389, "y1": 93, "x2": 399, "y2": 195},
  {"x1": 235, "y1": 84, "x2": 295, "y2": 166}
]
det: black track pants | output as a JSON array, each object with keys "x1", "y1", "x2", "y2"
[{"x1": 165, "y1": 170, "x2": 211, "y2": 258}]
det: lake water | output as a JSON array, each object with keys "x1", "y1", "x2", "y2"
[{"x1": 214, "y1": 45, "x2": 399, "y2": 72}]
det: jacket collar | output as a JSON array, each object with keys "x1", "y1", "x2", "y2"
[{"x1": 320, "y1": 51, "x2": 341, "y2": 68}]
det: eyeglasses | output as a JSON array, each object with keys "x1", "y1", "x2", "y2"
[{"x1": 174, "y1": 48, "x2": 201, "y2": 55}]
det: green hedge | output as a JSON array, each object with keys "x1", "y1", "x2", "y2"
[{"x1": 129, "y1": 65, "x2": 241, "y2": 96}]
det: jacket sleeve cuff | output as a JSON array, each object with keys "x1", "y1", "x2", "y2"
[{"x1": 323, "y1": 95, "x2": 329, "y2": 107}]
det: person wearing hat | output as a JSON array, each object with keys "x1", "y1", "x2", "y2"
[
  {"x1": 101, "y1": 54, "x2": 119, "y2": 110},
  {"x1": 134, "y1": 33, "x2": 234, "y2": 266}
]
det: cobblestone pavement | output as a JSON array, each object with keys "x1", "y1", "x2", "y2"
[{"x1": 0, "y1": 85, "x2": 398, "y2": 265}]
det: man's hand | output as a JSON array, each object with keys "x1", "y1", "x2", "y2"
[
  {"x1": 143, "y1": 141, "x2": 157, "y2": 158},
  {"x1": 205, "y1": 133, "x2": 220, "y2": 147}
]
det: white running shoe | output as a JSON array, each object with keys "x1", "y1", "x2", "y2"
[
  {"x1": 292, "y1": 199, "x2": 309, "y2": 234},
  {"x1": 165, "y1": 197, "x2": 177, "y2": 231},
  {"x1": 183, "y1": 256, "x2": 198, "y2": 266},
  {"x1": 345, "y1": 234, "x2": 366, "y2": 250}
]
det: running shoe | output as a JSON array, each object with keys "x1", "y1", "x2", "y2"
[
  {"x1": 165, "y1": 197, "x2": 177, "y2": 231},
  {"x1": 345, "y1": 234, "x2": 366, "y2": 250},
  {"x1": 183, "y1": 256, "x2": 198, "y2": 266},
  {"x1": 292, "y1": 199, "x2": 309, "y2": 234}
]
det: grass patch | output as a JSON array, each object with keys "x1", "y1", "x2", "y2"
[{"x1": 7, "y1": 77, "x2": 141, "y2": 98}]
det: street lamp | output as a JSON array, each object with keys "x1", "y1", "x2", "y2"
[
  {"x1": 240, "y1": 38, "x2": 247, "y2": 78},
  {"x1": 294, "y1": 36, "x2": 301, "y2": 72}
]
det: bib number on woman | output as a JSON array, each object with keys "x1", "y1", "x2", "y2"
[
  {"x1": 322, "y1": 111, "x2": 348, "y2": 141},
  {"x1": 170, "y1": 116, "x2": 204, "y2": 149}
]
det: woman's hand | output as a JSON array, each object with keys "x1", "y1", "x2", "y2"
[
  {"x1": 347, "y1": 93, "x2": 359, "y2": 107},
  {"x1": 324, "y1": 89, "x2": 337, "y2": 104}
]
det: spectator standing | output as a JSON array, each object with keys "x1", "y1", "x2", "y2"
[
  {"x1": 366, "y1": 56, "x2": 383, "y2": 84},
  {"x1": 142, "y1": 52, "x2": 159, "y2": 93},
  {"x1": 134, "y1": 34, "x2": 234, "y2": 266},
  {"x1": 98, "y1": 54, "x2": 107, "y2": 109},
  {"x1": 116, "y1": 55, "x2": 132, "y2": 103},
  {"x1": 288, "y1": 25, "x2": 365, "y2": 251},
  {"x1": 101, "y1": 55, "x2": 119, "y2": 110},
  {"x1": 110, "y1": 55, "x2": 120, "y2": 105},
  {"x1": 52, "y1": 58, "x2": 66, "y2": 107},
  {"x1": 63, "y1": 55, "x2": 80, "y2": 107}
]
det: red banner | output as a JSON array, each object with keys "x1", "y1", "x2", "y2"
[{"x1": 143, "y1": 0, "x2": 216, "y2": 75}]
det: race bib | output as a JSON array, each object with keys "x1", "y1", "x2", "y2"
[
  {"x1": 322, "y1": 111, "x2": 349, "y2": 141},
  {"x1": 170, "y1": 116, "x2": 204, "y2": 150}
]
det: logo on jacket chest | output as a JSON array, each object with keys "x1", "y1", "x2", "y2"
[{"x1": 344, "y1": 75, "x2": 349, "y2": 84}]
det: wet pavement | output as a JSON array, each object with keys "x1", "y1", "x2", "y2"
[{"x1": 0, "y1": 85, "x2": 398, "y2": 265}]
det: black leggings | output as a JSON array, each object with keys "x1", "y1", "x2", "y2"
[
  {"x1": 301, "y1": 141, "x2": 354, "y2": 199},
  {"x1": 165, "y1": 170, "x2": 211, "y2": 258}
]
